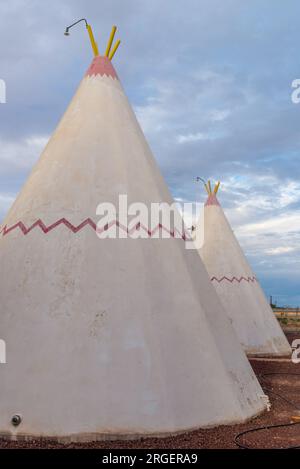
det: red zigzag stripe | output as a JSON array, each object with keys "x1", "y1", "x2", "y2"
[
  {"x1": 211, "y1": 276, "x2": 257, "y2": 284},
  {"x1": 0, "y1": 218, "x2": 191, "y2": 241}
]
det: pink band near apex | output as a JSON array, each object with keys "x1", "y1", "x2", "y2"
[
  {"x1": 85, "y1": 56, "x2": 118, "y2": 79},
  {"x1": 205, "y1": 193, "x2": 220, "y2": 206}
]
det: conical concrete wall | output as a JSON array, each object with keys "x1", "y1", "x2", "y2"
[
  {"x1": 198, "y1": 192, "x2": 291, "y2": 357},
  {"x1": 0, "y1": 57, "x2": 267, "y2": 441}
]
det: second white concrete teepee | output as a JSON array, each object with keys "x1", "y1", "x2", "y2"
[{"x1": 198, "y1": 181, "x2": 291, "y2": 357}]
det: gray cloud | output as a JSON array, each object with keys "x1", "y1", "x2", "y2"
[{"x1": 0, "y1": 0, "x2": 299, "y2": 304}]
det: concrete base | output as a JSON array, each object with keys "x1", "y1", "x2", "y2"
[
  {"x1": 247, "y1": 352, "x2": 291, "y2": 359},
  {"x1": 0, "y1": 408, "x2": 266, "y2": 443}
]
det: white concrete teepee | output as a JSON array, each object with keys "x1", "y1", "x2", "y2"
[
  {"x1": 198, "y1": 181, "x2": 291, "y2": 357},
  {"x1": 0, "y1": 25, "x2": 267, "y2": 442}
]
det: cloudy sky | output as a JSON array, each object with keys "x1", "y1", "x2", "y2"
[{"x1": 0, "y1": 0, "x2": 299, "y2": 305}]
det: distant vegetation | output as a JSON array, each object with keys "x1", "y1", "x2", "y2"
[
  {"x1": 272, "y1": 305, "x2": 300, "y2": 328},
  {"x1": 277, "y1": 316, "x2": 300, "y2": 328}
]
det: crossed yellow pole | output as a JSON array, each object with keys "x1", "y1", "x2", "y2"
[
  {"x1": 86, "y1": 24, "x2": 121, "y2": 60},
  {"x1": 202, "y1": 180, "x2": 220, "y2": 195}
]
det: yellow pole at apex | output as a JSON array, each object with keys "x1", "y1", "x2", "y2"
[
  {"x1": 207, "y1": 180, "x2": 212, "y2": 194},
  {"x1": 105, "y1": 25, "x2": 117, "y2": 57},
  {"x1": 214, "y1": 181, "x2": 220, "y2": 194},
  {"x1": 86, "y1": 24, "x2": 99, "y2": 57},
  {"x1": 109, "y1": 39, "x2": 121, "y2": 60},
  {"x1": 204, "y1": 183, "x2": 210, "y2": 195}
]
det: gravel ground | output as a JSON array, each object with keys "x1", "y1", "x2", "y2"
[{"x1": 0, "y1": 332, "x2": 299, "y2": 449}]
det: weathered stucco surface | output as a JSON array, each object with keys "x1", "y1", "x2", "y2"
[
  {"x1": 0, "y1": 57, "x2": 267, "y2": 441},
  {"x1": 199, "y1": 196, "x2": 291, "y2": 357}
]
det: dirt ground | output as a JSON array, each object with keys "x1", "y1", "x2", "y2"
[{"x1": 0, "y1": 332, "x2": 299, "y2": 449}]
